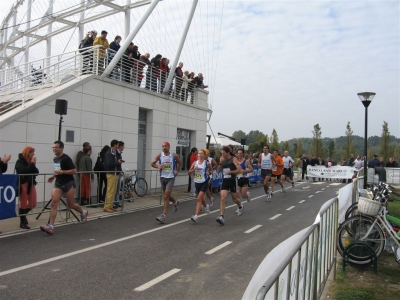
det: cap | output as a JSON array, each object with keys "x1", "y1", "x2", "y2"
[
  {"x1": 373, "y1": 154, "x2": 378, "y2": 157},
  {"x1": 204, "y1": 149, "x2": 210, "y2": 155}
]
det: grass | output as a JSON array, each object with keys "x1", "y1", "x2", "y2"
[{"x1": 326, "y1": 188, "x2": 400, "y2": 300}]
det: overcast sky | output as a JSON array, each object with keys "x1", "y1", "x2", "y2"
[{"x1": 1, "y1": 0, "x2": 399, "y2": 142}]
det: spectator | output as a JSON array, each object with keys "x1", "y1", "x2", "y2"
[
  {"x1": 108, "y1": 35, "x2": 122, "y2": 80},
  {"x1": 367, "y1": 154, "x2": 380, "y2": 168},
  {"x1": 340, "y1": 157, "x2": 346, "y2": 166},
  {"x1": 180, "y1": 70, "x2": 192, "y2": 102},
  {"x1": 192, "y1": 73, "x2": 208, "y2": 89},
  {"x1": 79, "y1": 30, "x2": 97, "y2": 74},
  {"x1": 187, "y1": 71, "x2": 195, "y2": 104},
  {"x1": 123, "y1": 42, "x2": 135, "y2": 83},
  {"x1": 0, "y1": 154, "x2": 11, "y2": 174},
  {"x1": 148, "y1": 54, "x2": 162, "y2": 91},
  {"x1": 94, "y1": 145, "x2": 110, "y2": 203},
  {"x1": 159, "y1": 57, "x2": 168, "y2": 93},
  {"x1": 189, "y1": 147, "x2": 198, "y2": 197},
  {"x1": 378, "y1": 157, "x2": 385, "y2": 167},
  {"x1": 15, "y1": 146, "x2": 39, "y2": 229},
  {"x1": 113, "y1": 141, "x2": 124, "y2": 209},
  {"x1": 347, "y1": 154, "x2": 355, "y2": 167},
  {"x1": 76, "y1": 142, "x2": 91, "y2": 172},
  {"x1": 166, "y1": 59, "x2": 173, "y2": 95},
  {"x1": 317, "y1": 156, "x2": 325, "y2": 181},
  {"x1": 174, "y1": 62, "x2": 184, "y2": 100},
  {"x1": 93, "y1": 30, "x2": 109, "y2": 74},
  {"x1": 252, "y1": 153, "x2": 259, "y2": 166},
  {"x1": 296, "y1": 154, "x2": 303, "y2": 181},
  {"x1": 386, "y1": 157, "x2": 395, "y2": 167},
  {"x1": 393, "y1": 158, "x2": 399, "y2": 167},
  {"x1": 131, "y1": 45, "x2": 141, "y2": 86},
  {"x1": 352, "y1": 155, "x2": 363, "y2": 181},
  {"x1": 138, "y1": 53, "x2": 151, "y2": 87},
  {"x1": 301, "y1": 154, "x2": 309, "y2": 181},
  {"x1": 310, "y1": 155, "x2": 318, "y2": 182},
  {"x1": 79, "y1": 146, "x2": 94, "y2": 206},
  {"x1": 103, "y1": 140, "x2": 122, "y2": 213}
]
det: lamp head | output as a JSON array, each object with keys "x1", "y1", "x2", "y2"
[{"x1": 357, "y1": 92, "x2": 376, "y2": 108}]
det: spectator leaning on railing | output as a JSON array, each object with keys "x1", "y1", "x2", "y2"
[
  {"x1": 108, "y1": 35, "x2": 121, "y2": 79},
  {"x1": 174, "y1": 62, "x2": 184, "y2": 100},
  {"x1": 79, "y1": 30, "x2": 97, "y2": 75},
  {"x1": 93, "y1": 30, "x2": 109, "y2": 74},
  {"x1": 192, "y1": 73, "x2": 208, "y2": 89}
]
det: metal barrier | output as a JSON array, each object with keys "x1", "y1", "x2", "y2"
[{"x1": 254, "y1": 197, "x2": 339, "y2": 300}]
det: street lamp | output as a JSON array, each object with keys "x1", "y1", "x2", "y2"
[{"x1": 357, "y1": 92, "x2": 376, "y2": 189}]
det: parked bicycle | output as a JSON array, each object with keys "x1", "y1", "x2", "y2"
[
  {"x1": 121, "y1": 170, "x2": 148, "y2": 201},
  {"x1": 337, "y1": 182, "x2": 400, "y2": 265}
]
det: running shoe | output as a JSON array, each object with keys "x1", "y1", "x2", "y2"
[
  {"x1": 40, "y1": 224, "x2": 54, "y2": 235},
  {"x1": 216, "y1": 216, "x2": 225, "y2": 225},
  {"x1": 191, "y1": 215, "x2": 198, "y2": 223},
  {"x1": 81, "y1": 210, "x2": 88, "y2": 224},
  {"x1": 247, "y1": 191, "x2": 251, "y2": 202},
  {"x1": 189, "y1": 193, "x2": 197, "y2": 197},
  {"x1": 156, "y1": 214, "x2": 166, "y2": 223},
  {"x1": 205, "y1": 204, "x2": 211, "y2": 215},
  {"x1": 173, "y1": 200, "x2": 180, "y2": 213},
  {"x1": 237, "y1": 205, "x2": 244, "y2": 216},
  {"x1": 281, "y1": 188, "x2": 286, "y2": 193},
  {"x1": 292, "y1": 181, "x2": 294, "y2": 187},
  {"x1": 210, "y1": 197, "x2": 214, "y2": 207}
]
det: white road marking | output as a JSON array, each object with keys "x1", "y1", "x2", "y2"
[
  {"x1": 286, "y1": 206, "x2": 295, "y2": 211},
  {"x1": 315, "y1": 191, "x2": 322, "y2": 193},
  {"x1": 270, "y1": 214, "x2": 282, "y2": 220},
  {"x1": 311, "y1": 182, "x2": 324, "y2": 185},
  {"x1": 134, "y1": 268, "x2": 181, "y2": 292},
  {"x1": 244, "y1": 225, "x2": 262, "y2": 233},
  {"x1": 329, "y1": 183, "x2": 342, "y2": 186},
  {"x1": 299, "y1": 200, "x2": 306, "y2": 203},
  {"x1": 205, "y1": 241, "x2": 232, "y2": 255},
  {"x1": 303, "y1": 186, "x2": 310, "y2": 189},
  {"x1": 308, "y1": 195, "x2": 314, "y2": 198}
]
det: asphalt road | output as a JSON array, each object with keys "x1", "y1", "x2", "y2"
[{"x1": 0, "y1": 180, "x2": 344, "y2": 300}]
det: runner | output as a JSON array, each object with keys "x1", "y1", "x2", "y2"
[
  {"x1": 40, "y1": 141, "x2": 88, "y2": 235},
  {"x1": 236, "y1": 149, "x2": 253, "y2": 202},
  {"x1": 188, "y1": 150, "x2": 213, "y2": 223},
  {"x1": 216, "y1": 146, "x2": 244, "y2": 225},
  {"x1": 282, "y1": 150, "x2": 295, "y2": 188},
  {"x1": 271, "y1": 150, "x2": 285, "y2": 193},
  {"x1": 204, "y1": 148, "x2": 217, "y2": 207},
  {"x1": 258, "y1": 145, "x2": 276, "y2": 201},
  {"x1": 151, "y1": 142, "x2": 181, "y2": 224}
]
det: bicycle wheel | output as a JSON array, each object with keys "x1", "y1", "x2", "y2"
[
  {"x1": 134, "y1": 178, "x2": 148, "y2": 197},
  {"x1": 345, "y1": 203, "x2": 359, "y2": 220},
  {"x1": 337, "y1": 215, "x2": 385, "y2": 264}
]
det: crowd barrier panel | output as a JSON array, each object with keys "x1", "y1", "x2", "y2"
[{"x1": 243, "y1": 178, "x2": 358, "y2": 299}]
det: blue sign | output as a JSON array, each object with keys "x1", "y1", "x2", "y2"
[{"x1": 0, "y1": 174, "x2": 18, "y2": 220}]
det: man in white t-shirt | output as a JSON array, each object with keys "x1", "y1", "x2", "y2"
[{"x1": 352, "y1": 155, "x2": 363, "y2": 180}]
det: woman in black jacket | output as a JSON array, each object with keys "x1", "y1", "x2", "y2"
[{"x1": 15, "y1": 146, "x2": 39, "y2": 229}]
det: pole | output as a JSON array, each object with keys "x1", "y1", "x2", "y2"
[
  {"x1": 102, "y1": 0, "x2": 160, "y2": 77},
  {"x1": 58, "y1": 115, "x2": 63, "y2": 141},
  {"x1": 162, "y1": 0, "x2": 198, "y2": 94},
  {"x1": 363, "y1": 106, "x2": 368, "y2": 189}
]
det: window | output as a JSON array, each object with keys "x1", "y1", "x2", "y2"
[{"x1": 176, "y1": 129, "x2": 190, "y2": 171}]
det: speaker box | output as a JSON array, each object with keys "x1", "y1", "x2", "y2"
[
  {"x1": 241, "y1": 138, "x2": 246, "y2": 145},
  {"x1": 55, "y1": 99, "x2": 68, "y2": 115}
]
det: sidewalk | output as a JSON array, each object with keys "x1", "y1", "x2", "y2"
[{"x1": 0, "y1": 187, "x2": 196, "y2": 236}]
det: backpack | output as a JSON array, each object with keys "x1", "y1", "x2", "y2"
[{"x1": 93, "y1": 153, "x2": 105, "y2": 172}]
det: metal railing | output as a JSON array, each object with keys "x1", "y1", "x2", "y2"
[
  {"x1": 255, "y1": 197, "x2": 339, "y2": 300},
  {"x1": 0, "y1": 46, "x2": 208, "y2": 115}
]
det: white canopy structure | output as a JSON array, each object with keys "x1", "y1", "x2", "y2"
[{"x1": 208, "y1": 135, "x2": 248, "y2": 150}]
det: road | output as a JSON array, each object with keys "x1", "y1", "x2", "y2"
[{"x1": 0, "y1": 181, "x2": 344, "y2": 300}]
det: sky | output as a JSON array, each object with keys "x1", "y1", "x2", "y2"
[{"x1": 0, "y1": 0, "x2": 399, "y2": 142}]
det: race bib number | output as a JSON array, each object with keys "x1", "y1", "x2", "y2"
[
  {"x1": 262, "y1": 160, "x2": 270, "y2": 168},
  {"x1": 54, "y1": 163, "x2": 61, "y2": 171},
  {"x1": 194, "y1": 172, "x2": 202, "y2": 179},
  {"x1": 223, "y1": 168, "x2": 231, "y2": 179},
  {"x1": 272, "y1": 165, "x2": 277, "y2": 171},
  {"x1": 163, "y1": 163, "x2": 172, "y2": 171}
]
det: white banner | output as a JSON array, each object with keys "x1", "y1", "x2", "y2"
[
  {"x1": 307, "y1": 165, "x2": 355, "y2": 179},
  {"x1": 385, "y1": 168, "x2": 400, "y2": 184}
]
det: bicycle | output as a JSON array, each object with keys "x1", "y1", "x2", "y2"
[
  {"x1": 337, "y1": 196, "x2": 400, "y2": 265},
  {"x1": 122, "y1": 170, "x2": 148, "y2": 200}
]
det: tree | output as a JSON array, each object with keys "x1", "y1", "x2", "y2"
[
  {"x1": 393, "y1": 145, "x2": 400, "y2": 161},
  {"x1": 296, "y1": 139, "x2": 304, "y2": 158},
  {"x1": 312, "y1": 124, "x2": 324, "y2": 157},
  {"x1": 231, "y1": 130, "x2": 246, "y2": 143},
  {"x1": 367, "y1": 141, "x2": 374, "y2": 159},
  {"x1": 342, "y1": 122, "x2": 355, "y2": 160},
  {"x1": 328, "y1": 139, "x2": 336, "y2": 160},
  {"x1": 379, "y1": 121, "x2": 391, "y2": 162},
  {"x1": 270, "y1": 129, "x2": 279, "y2": 151},
  {"x1": 247, "y1": 130, "x2": 262, "y2": 144},
  {"x1": 282, "y1": 141, "x2": 289, "y2": 154}
]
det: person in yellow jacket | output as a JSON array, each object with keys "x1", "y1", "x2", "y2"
[{"x1": 93, "y1": 30, "x2": 110, "y2": 74}]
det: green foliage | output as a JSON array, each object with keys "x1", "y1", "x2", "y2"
[
  {"x1": 334, "y1": 289, "x2": 376, "y2": 300},
  {"x1": 282, "y1": 141, "x2": 289, "y2": 154},
  {"x1": 232, "y1": 130, "x2": 246, "y2": 143},
  {"x1": 270, "y1": 129, "x2": 279, "y2": 152},
  {"x1": 296, "y1": 139, "x2": 304, "y2": 158},
  {"x1": 379, "y1": 121, "x2": 391, "y2": 162},
  {"x1": 343, "y1": 122, "x2": 355, "y2": 159},
  {"x1": 312, "y1": 123, "x2": 324, "y2": 157},
  {"x1": 328, "y1": 139, "x2": 336, "y2": 159}
]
